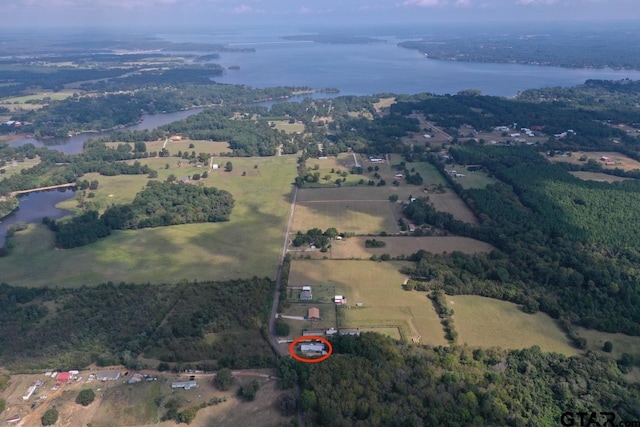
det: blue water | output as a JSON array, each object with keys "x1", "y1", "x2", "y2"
[
  {"x1": 0, "y1": 189, "x2": 75, "y2": 246},
  {"x1": 158, "y1": 29, "x2": 640, "y2": 97}
]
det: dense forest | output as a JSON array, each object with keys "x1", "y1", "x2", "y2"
[
  {"x1": 279, "y1": 333, "x2": 640, "y2": 426},
  {"x1": 49, "y1": 181, "x2": 234, "y2": 248},
  {"x1": 0, "y1": 278, "x2": 275, "y2": 371}
]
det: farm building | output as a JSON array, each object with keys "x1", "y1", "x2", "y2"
[
  {"x1": 300, "y1": 343, "x2": 326, "y2": 355},
  {"x1": 339, "y1": 328, "x2": 361, "y2": 336},
  {"x1": 300, "y1": 289, "x2": 313, "y2": 300},
  {"x1": 97, "y1": 371, "x2": 121, "y2": 381},
  {"x1": 172, "y1": 380, "x2": 198, "y2": 390},
  {"x1": 334, "y1": 295, "x2": 347, "y2": 305},
  {"x1": 57, "y1": 372, "x2": 71, "y2": 383},
  {"x1": 326, "y1": 327, "x2": 338, "y2": 335},
  {"x1": 302, "y1": 329, "x2": 325, "y2": 336},
  {"x1": 307, "y1": 307, "x2": 321, "y2": 321}
]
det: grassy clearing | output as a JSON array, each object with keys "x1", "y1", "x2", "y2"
[
  {"x1": 569, "y1": 171, "x2": 632, "y2": 183},
  {"x1": 0, "y1": 156, "x2": 41, "y2": 178},
  {"x1": 0, "y1": 156, "x2": 297, "y2": 287},
  {"x1": 269, "y1": 120, "x2": 305, "y2": 134},
  {"x1": 444, "y1": 165, "x2": 499, "y2": 189},
  {"x1": 372, "y1": 97, "x2": 396, "y2": 113},
  {"x1": 324, "y1": 236, "x2": 494, "y2": 259},
  {"x1": 546, "y1": 151, "x2": 640, "y2": 171},
  {"x1": 575, "y1": 327, "x2": 640, "y2": 361},
  {"x1": 288, "y1": 260, "x2": 448, "y2": 346},
  {"x1": 429, "y1": 192, "x2": 479, "y2": 225},
  {"x1": 449, "y1": 295, "x2": 577, "y2": 355}
]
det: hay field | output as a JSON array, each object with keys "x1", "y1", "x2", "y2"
[
  {"x1": 292, "y1": 200, "x2": 399, "y2": 234},
  {"x1": 449, "y1": 295, "x2": 577, "y2": 355},
  {"x1": 288, "y1": 260, "x2": 448, "y2": 346},
  {"x1": 570, "y1": 171, "x2": 632, "y2": 183},
  {"x1": 327, "y1": 236, "x2": 494, "y2": 259},
  {"x1": 546, "y1": 151, "x2": 640, "y2": 171},
  {"x1": 0, "y1": 156, "x2": 297, "y2": 287}
]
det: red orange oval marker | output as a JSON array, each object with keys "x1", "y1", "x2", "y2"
[{"x1": 288, "y1": 336, "x2": 333, "y2": 363}]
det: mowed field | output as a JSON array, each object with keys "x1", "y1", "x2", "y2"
[
  {"x1": 546, "y1": 151, "x2": 640, "y2": 171},
  {"x1": 570, "y1": 171, "x2": 632, "y2": 183},
  {"x1": 288, "y1": 260, "x2": 448, "y2": 346},
  {"x1": 0, "y1": 155, "x2": 297, "y2": 287},
  {"x1": 326, "y1": 236, "x2": 494, "y2": 259},
  {"x1": 449, "y1": 295, "x2": 578, "y2": 355}
]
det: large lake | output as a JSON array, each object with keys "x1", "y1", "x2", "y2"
[{"x1": 158, "y1": 28, "x2": 640, "y2": 98}]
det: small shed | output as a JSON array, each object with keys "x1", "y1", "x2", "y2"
[
  {"x1": 300, "y1": 290, "x2": 313, "y2": 300},
  {"x1": 334, "y1": 295, "x2": 347, "y2": 305},
  {"x1": 339, "y1": 328, "x2": 360, "y2": 336},
  {"x1": 307, "y1": 307, "x2": 321, "y2": 321},
  {"x1": 302, "y1": 329, "x2": 325, "y2": 336},
  {"x1": 57, "y1": 372, "x2": 71, "y2": 383}
]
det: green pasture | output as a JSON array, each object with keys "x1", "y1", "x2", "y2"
[
  {"x1": 288, "y1": 260, "x2": 448, "y2": 345},
  {"x1": 449, "y1": 295, "x2": 578, "y2": 355},
  {"x1": 576, "y1": 326, "x2": 640, "y2": 361},
  {"x1": 0, "y1": 156, "x2": 297, "y2": 287}
]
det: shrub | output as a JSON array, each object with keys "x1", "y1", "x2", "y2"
[
  {"x1": 76, "y1": 389, "x2": 95, "y2": 406},
  {"x1": 41, "y1": 408, "x2": 59, "y2": 426}
]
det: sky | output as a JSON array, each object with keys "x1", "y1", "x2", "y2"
[{"x1": 2, "y1": 0, "x2": 638, "y2": 29}]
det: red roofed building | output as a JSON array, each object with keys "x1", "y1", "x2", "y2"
[{"x1": 57, "y1": 372, "x2": 71, "y2": 382}]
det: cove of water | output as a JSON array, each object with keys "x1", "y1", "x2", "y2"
[{"x1": 0, "y1": 189, "x2": 75, "y2": 247}]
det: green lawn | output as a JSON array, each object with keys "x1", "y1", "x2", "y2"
[{"x1": 0, "y1": 156, "x2": 297, "y2": 287}]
